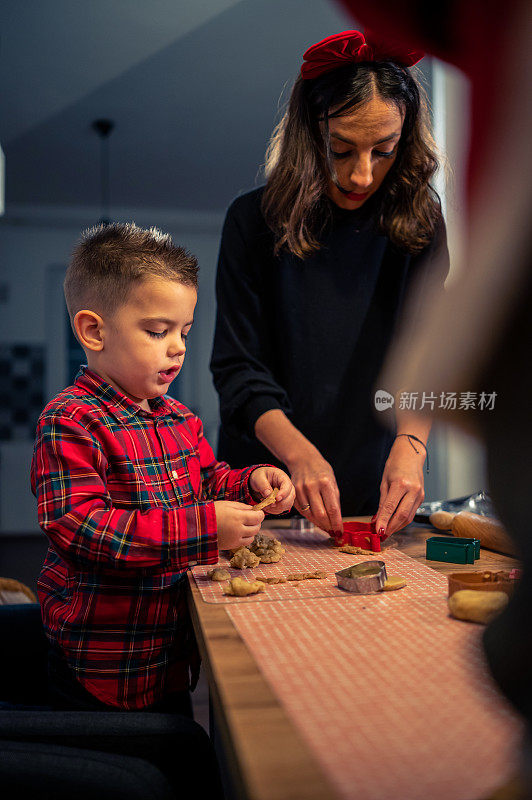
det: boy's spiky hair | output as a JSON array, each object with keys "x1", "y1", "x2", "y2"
[{"x1": 64, "y1": 222, "x2": 198, "y2": 320}]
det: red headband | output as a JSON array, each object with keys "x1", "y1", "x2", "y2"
[{"x1": 301, "y1": 29, "x2": 424, "y2": 80}]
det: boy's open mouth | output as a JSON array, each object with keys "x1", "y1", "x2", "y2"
[{"x1": 158, "y1": 366, "x2": 180, "y2": 382}]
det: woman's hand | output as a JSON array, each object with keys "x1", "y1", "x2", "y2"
[
  {"x1": 253, "y1": 409, "x2": 342, "y2": 534},
  {"x1": 287, "y1": 451, "x2": 343, "y2": 535},
  {"x1": 374, "y1": 436, "x2": 425, "y2": 538},
  {"x1": 249, "y1": 467, "x2": 295, "y2": 515}
]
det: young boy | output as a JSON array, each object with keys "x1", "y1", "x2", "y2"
[{"x1": 31, "y1": 222, "x2": 294, "y2": 713}]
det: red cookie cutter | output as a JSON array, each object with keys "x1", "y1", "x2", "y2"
[{"x1": 336, "y1": 517, "x2": 384, "y2": 552}]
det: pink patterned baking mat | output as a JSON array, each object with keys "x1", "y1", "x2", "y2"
[
  {"x1": 191, "y1": 527, "x2": 448, "y2": 604},
  {"x1": 226, "y1": 594, "x2": 523, "y2": 800}
]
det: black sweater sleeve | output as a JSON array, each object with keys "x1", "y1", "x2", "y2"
[{"x1": 210, "y1": 192, "x2": 292, "y2": 438}]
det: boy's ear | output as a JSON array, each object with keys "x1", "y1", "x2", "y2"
[{"x1": 74, "y1": 310, "x2": 105, "y2": 352}]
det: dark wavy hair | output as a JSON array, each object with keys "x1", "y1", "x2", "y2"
[{"x1": 262, "y1": 62, "x2": 442, "y2": 258}]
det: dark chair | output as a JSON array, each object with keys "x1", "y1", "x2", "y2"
[{"x1": 0, "y1": 604, "x2": 224, "y2": 799}]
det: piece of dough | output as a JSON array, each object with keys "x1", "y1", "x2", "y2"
[
  {"x1": 207, "y1": 568, "x2": 231, "y2": 582},
  {"x1": 230, "y1": 547, "x2": 261, "y2": 569},
  {"x1": 286, "y1": 571, "x2": 328, "y2": 582},
  {"x1": 448, "y1": 589, "x2": 508, "y2": 624},
  {"x1": 254, "y1": 487, "x2": 279, "y2": 511},
  {"x1": 223, "y1": 577, "x2": 266, "y2": 596},
  {"x1": 339, "y1": 545, "x2": 380, "y2": 556},
  {"x1": 257, "y1": 551, "x2": 283, "y2": 564},
  {"x1": 249, "y1": 533, "x2": 286, "y2": 563},
  {"x1": 253, "y1": 576, "x2": 287, "y2": 584},
  {"x1": 383, "y1": 576, "x2": 407, "y2": 591},
  {"x1": 249, "y1": 533, "x2": 284, "y2": 555}
]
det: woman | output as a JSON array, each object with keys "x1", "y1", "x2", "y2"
[{"x1": 210, "y1": 30, "x2": 449, "y2": 539}]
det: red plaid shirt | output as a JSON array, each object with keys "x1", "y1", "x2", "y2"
[{"x1": 31, "y1": 366, "x2": 258, "y2": 709}]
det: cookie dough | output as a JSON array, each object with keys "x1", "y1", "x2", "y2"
[
  {"x1": 383, "y1": 576, "x2": 407, "y2": 591},
  {"x1": 230, "y1": 547, "x2": 260, "y2": 569},
  {"x1": 223, "y1": 577, "x2": 266, "y2": 596},
  {"x1": 253, "y1": 487, "x2": 279, "y2": 511},
  {"x1": 257, "y1": 551, "x2": 283, "y2": 564},
  {"x1": 448, "y1": 589, "x2": 508, "y2": 624},
  {"x1": 207, "y1": 568, "x2": 231, "y2": 581},
  {"x1": 253, "y1": 576, "x2": 287, "y2": 584},
  {"x1": 339, "y1": 545, "x2": 380, "y2": 556},
  {"x1": 249, "y1": 533, "x2": 286, "y2": 563},
  {"x1": 286, "y1": 571, "x2": 328, "y2": 582}
]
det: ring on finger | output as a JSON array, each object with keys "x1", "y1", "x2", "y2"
[{"x1": 300, "y1": 504, "x2": 311, "y2": 512}]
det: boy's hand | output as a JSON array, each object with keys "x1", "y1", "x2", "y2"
[
  {"x1": 213, "y1": 501, "x2": 265, "y2": 551},
  {"x1": 249, "y1": 467, "x2": 295, "y2": 515}
]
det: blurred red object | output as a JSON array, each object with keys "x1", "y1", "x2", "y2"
[
  {"x1": 337, "y1": 520, "x2": 382, "y2": 551},
  {"x1": 336, "y1": 0, "x2": 526, "y2": 197}
]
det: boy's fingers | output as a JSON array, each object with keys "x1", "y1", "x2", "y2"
[
  {"x1": 253, "y1": 487, "x2": 279, "y2": 511},
  {"x1": 251, "y1": 470, "x2": 273, "y2": 496},
  {"x1": 243, "y1": 509, "x2": 265, "y2": 525},
  {"x1": 241, "y1": 525, "x2": 262, "y2": 540},
  {"x1": 275, "y1": 486, "x2": 295, "y2": 512},
  {"x1": 276, "y1": 475, "x2": 294, "y2": 503}
]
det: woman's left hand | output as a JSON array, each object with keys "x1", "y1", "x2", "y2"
[
  {"x1": 249, "y1": 466, "x2": 296, "y2": 515},
  {"x1": 374, "y1": 437, "x2": 426, "y2": 538}
]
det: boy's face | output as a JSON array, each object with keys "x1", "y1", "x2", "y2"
[{"x1": 96, "y1": 277, "x2": 197, "y2": 410}]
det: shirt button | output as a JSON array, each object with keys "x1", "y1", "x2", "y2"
[{"x1": 172, "y1": 470, "x2": 178, "y2": 479}]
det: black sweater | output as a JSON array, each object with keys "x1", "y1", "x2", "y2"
[{"x1": 210, "y1": 187, "x2": 449, "y2": 515}]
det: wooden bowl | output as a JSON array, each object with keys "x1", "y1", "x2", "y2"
[{"x1": 448, "y1": 571, "x2": 517, "y2": 599}]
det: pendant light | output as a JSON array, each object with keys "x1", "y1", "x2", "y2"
[{"x1": 91, "y1": 118, "x2": 115, "y2": 225}]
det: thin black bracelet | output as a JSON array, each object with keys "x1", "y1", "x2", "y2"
[{"x1": 395, "y1": 433, "x2": 429, "y2": 473}]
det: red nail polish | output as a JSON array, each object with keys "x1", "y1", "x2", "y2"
[{"x1": 378, "y1": 527, "x2": 386, "y2": 538}]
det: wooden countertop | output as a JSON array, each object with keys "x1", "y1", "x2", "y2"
[{"x1": 187, "y1": 519, "x2": 518, "y2": 800}]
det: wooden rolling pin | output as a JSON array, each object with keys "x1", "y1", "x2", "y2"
[{"x1": 429, "y1": 510, "x2": 517, "y2": 556}]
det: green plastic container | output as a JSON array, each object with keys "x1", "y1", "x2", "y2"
[{"x1": 426, "y1": 536, "x2": 480, "y2": 564}]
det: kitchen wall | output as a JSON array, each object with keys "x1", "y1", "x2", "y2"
[{"x1": 430, "y1": 60, "x2": 488, "y2": 501}]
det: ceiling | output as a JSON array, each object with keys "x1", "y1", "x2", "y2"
[{"x1": 2, "y1": 0, "x2": 354, "y2": 214}]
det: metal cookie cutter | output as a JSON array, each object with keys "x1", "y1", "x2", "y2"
[
  {"x1": 290, "y1": 518, "x2": 315, "y2": 532},
  {"x1": 335, "y1": 560, "x2": 387, "y2": 594}
]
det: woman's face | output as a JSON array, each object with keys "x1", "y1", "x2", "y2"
[{"x1": 323, "y1": 93, "x2": 404, "y2": 210}]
